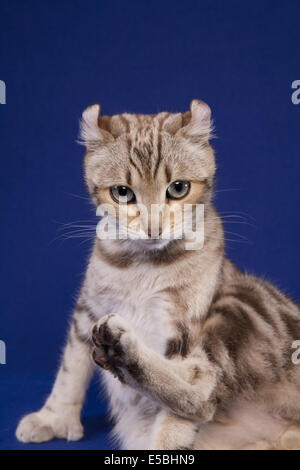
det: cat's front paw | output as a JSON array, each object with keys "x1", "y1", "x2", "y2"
[
  {"x1": 16, "y1": 405, "x2": 83, "y2": 443},
  {"x1": 91, "y1": 314, "x2": 139, "y2": 381}
]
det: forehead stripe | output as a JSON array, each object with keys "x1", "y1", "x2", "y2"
[
  {"x1": 129, "y1": 156, "x2": 143, "y2": 178},
  {"x1": 126, "y1": 169, "x2": 132, "y2": 186},
  {"x1": 153, "y1": 115, "x2": 168, "y2": 178},
  {"x1": 165, "y1": 165, "x2": 172, "y2": 183}
]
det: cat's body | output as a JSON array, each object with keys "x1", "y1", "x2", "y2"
[{"x1": 16, "y1": 101, "x2": 300, "y2": 449}]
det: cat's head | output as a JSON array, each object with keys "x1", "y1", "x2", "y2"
[{"x1": 80, "y1": 100, "x2": 216, "y2": 250}]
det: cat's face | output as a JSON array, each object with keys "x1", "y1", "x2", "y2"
[{"x1": 80, "y1": 100, "x2": 215, "y2": 250}]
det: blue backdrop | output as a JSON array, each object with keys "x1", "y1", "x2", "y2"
[{"x1": 1, "y1": 0, "x2": 300, "y2": 450}]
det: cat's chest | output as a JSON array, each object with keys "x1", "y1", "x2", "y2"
[
  {"x1": 118, "y1": 292, "x2": 173, "y2": 354},
  {"x1": 96, "y1": 285, "x2": 174, "y2": 356},
  {"x1": 88, "y1": 264, "x2": 176, "y2": 354}
]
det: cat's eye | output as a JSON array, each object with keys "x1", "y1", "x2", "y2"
[
  {"x1": 110, "y1": 186, "x2": 136, "y2": 204},
  {"x1": 166, "y1": 181, "x2": 190, "y2": 200}
]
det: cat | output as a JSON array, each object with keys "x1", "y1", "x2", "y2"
[{"x1": 16, "y1": 100, "x2": 300, "y2": 450}]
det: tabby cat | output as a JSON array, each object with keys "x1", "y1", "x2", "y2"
[{"x1": 16, "y1": 100, "x2": 300, "y2": 449}]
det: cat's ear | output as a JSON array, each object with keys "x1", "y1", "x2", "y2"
[
  {"x1": 79, "y1": 104, "x2": 114, "y2": 148},
  {"x1": 177, "y1": 99, "x2": 212, "y2": 140}
]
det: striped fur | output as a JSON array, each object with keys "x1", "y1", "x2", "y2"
[{"x1": 16, "y1": 101, "x2": 300, "y2": 450}]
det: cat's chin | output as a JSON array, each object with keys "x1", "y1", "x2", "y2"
[
  {"x1": 97, "y1": 236, "x2": 180, "y2": 253},
  {"x1": 131, "y1": 238, "x2": 171, "y2": 251}
]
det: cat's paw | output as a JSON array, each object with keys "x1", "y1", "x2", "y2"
[
  {"x1": 276, "y1": 425, "x2": 300, "y2": 450},
  {"x1": 16, "y1": 405, "x2": 83, "y2": 443},
  {"x1": 91, "y1": 314, "x2": 139, "y2": 379}
]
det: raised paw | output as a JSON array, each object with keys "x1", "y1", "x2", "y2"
[{"x1": 91, "y1": 314, "x2": 138, "y2": 380}]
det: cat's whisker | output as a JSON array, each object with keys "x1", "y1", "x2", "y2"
[
  {"x1": 223, "y1": 230, "x2": 250, "y2": 241},
  {"x1": 60, "y1": 233, "x2": 95, "y2": 241},
  {"x1": 62, "y1": 235, "x2": 95, "y2": 240},
  {"x1": 57, "y1": 225, "x2": 96, "y2": 232},
  {"x1": 214, "y1": 188, "x2": 242, "y2": 193},
  {"x1": 50, "y1": 226, "x2": 96, "y2": 245},
  {"x1": 215, "y1": 215, "x2": 250, "y2": 221},
  {"x1": 205, "y1": 235, "x2": 252, "y2": 245},
  {"x1": 53, "y1": 221, "x2": 97, "y2": 238},
  {"x1": 63, "y1": 191, "x2": 91, "y2": 201},
  {"x1": 220, "y1": 221, "x2": 256, "y2": 228},
  {"x1": 218, "y1": 210, "x2": 256, "y2": 221},
  {"x1": 209, "y1": 216, "x2": 255, "y2": 228}
]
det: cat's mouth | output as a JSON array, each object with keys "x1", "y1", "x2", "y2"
[{"x1": 134, "y1": 238, "x2": 171, "y2": 250}]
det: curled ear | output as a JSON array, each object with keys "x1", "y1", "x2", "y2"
[
  {"x1": 177, "y1": 99, "x2": 213, "y2": 140},
  {"x1": 79, "y1": 104, "x2": 114, "y2": 148}
]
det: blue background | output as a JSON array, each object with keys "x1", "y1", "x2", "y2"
[{"x1": 0, "y1": 0, "x2": 300, "y2": 450}]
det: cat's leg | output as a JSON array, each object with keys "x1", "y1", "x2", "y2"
[
  {"x1": 237, "y1": 425, "x2": 300, "y2": 450},
  {"x1": 149, "y1": 410, "x2": 198, "y2": 450},
  {"x1": 16, "y1": 300, "x2": 95, "y2": 443},
  {"x1": 92, "y1": 314, "x2": 217, "y2": 422},
  {"x1": 240, "y1": 425, "x2": 300, "y2": 450}
]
